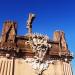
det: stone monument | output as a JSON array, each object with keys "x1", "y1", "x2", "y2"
[{"x1": 0, "y1": 13, "x2": 73, "y2": 75}]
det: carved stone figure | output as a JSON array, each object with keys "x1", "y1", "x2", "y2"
[
  {"x1": 25, "y1": 34, "x2": 51, "y2": 75},
  {"x1": 1, "y1": 22, "x2": 11, "y2": 43},
  {"x1": 8, "y1": 25, "x2": 16, "y2": 43},
  {"x1": 53, "y1": 31, "x2": 68, "y2": 51},
  {"x1": 1, "y1": 21, "x2": 17, "y2": 45},
  {"x1": 60, "y1": 31, "x2": 68, "y2": 50}
]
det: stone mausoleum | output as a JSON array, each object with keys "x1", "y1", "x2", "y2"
[{"x1": 0, "y1": 13, "x2": 73, "y2": 75}]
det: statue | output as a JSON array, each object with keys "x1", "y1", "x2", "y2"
[
  {"x1": 53, "y1": 31, "x2": 68, "y2": 51},
  {"x1": 8, "y1": 25, "x2": 16, "y2": 43},
  {"x1": 1, "y1": 22, "x2": 11, "y2": 43},
  {"x1": 1, "y1": 21, "x2": 17, "y2": 46}
]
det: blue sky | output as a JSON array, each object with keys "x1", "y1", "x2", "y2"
[{"x1": 0, "y1": 0, "x2": 75, "y2": 74}]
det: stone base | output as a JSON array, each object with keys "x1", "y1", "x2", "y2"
[{"x1": 0, "y1": 57, "x2": 73, "y2": 75}]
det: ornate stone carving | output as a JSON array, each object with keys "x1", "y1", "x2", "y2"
[
  {"x1": 30, "y1": 34, "x2": 51, "y2": 62},
  {"x1": 25, "y1": 34, "x2": 51, "y2": 75},
  {"x1": 31, "y1": 60, "x2": 49, "y2": 75},
  {"x1": 25, "y1": 57, "x2": 54, "y2": 75}
]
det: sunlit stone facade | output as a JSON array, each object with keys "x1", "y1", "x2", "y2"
[{"x1": 0, "y1": 13, "x2": 73, "y2": 75}]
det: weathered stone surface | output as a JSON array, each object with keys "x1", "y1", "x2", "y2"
[
  {"x1": 0, "y1": 57, "x2": 73, "y2": 75},
  {"x1": 0, "y1": 13, "x2": 73, "y2": 75},
  {"x1": 1, "y1": 21, "x2": 17, "y2": 44},
  {"x1": 26, "y1": 13, "x2": 35, "y2": 35},
  {"x1": 53, "y1": 31, "x2": 68, "y2": 51}
]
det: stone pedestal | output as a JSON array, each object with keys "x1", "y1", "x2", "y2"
[{"x1": 0, "y1": 57, "x2": 73, "y2": 75}]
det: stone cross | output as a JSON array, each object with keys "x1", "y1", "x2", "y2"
[{"x1": 26, "y1": 13, "x2": 35, "y2": 35}]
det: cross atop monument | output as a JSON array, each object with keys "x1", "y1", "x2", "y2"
[{"x1": 26, "y1": 13, "x2": 35, "y2": 35}]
